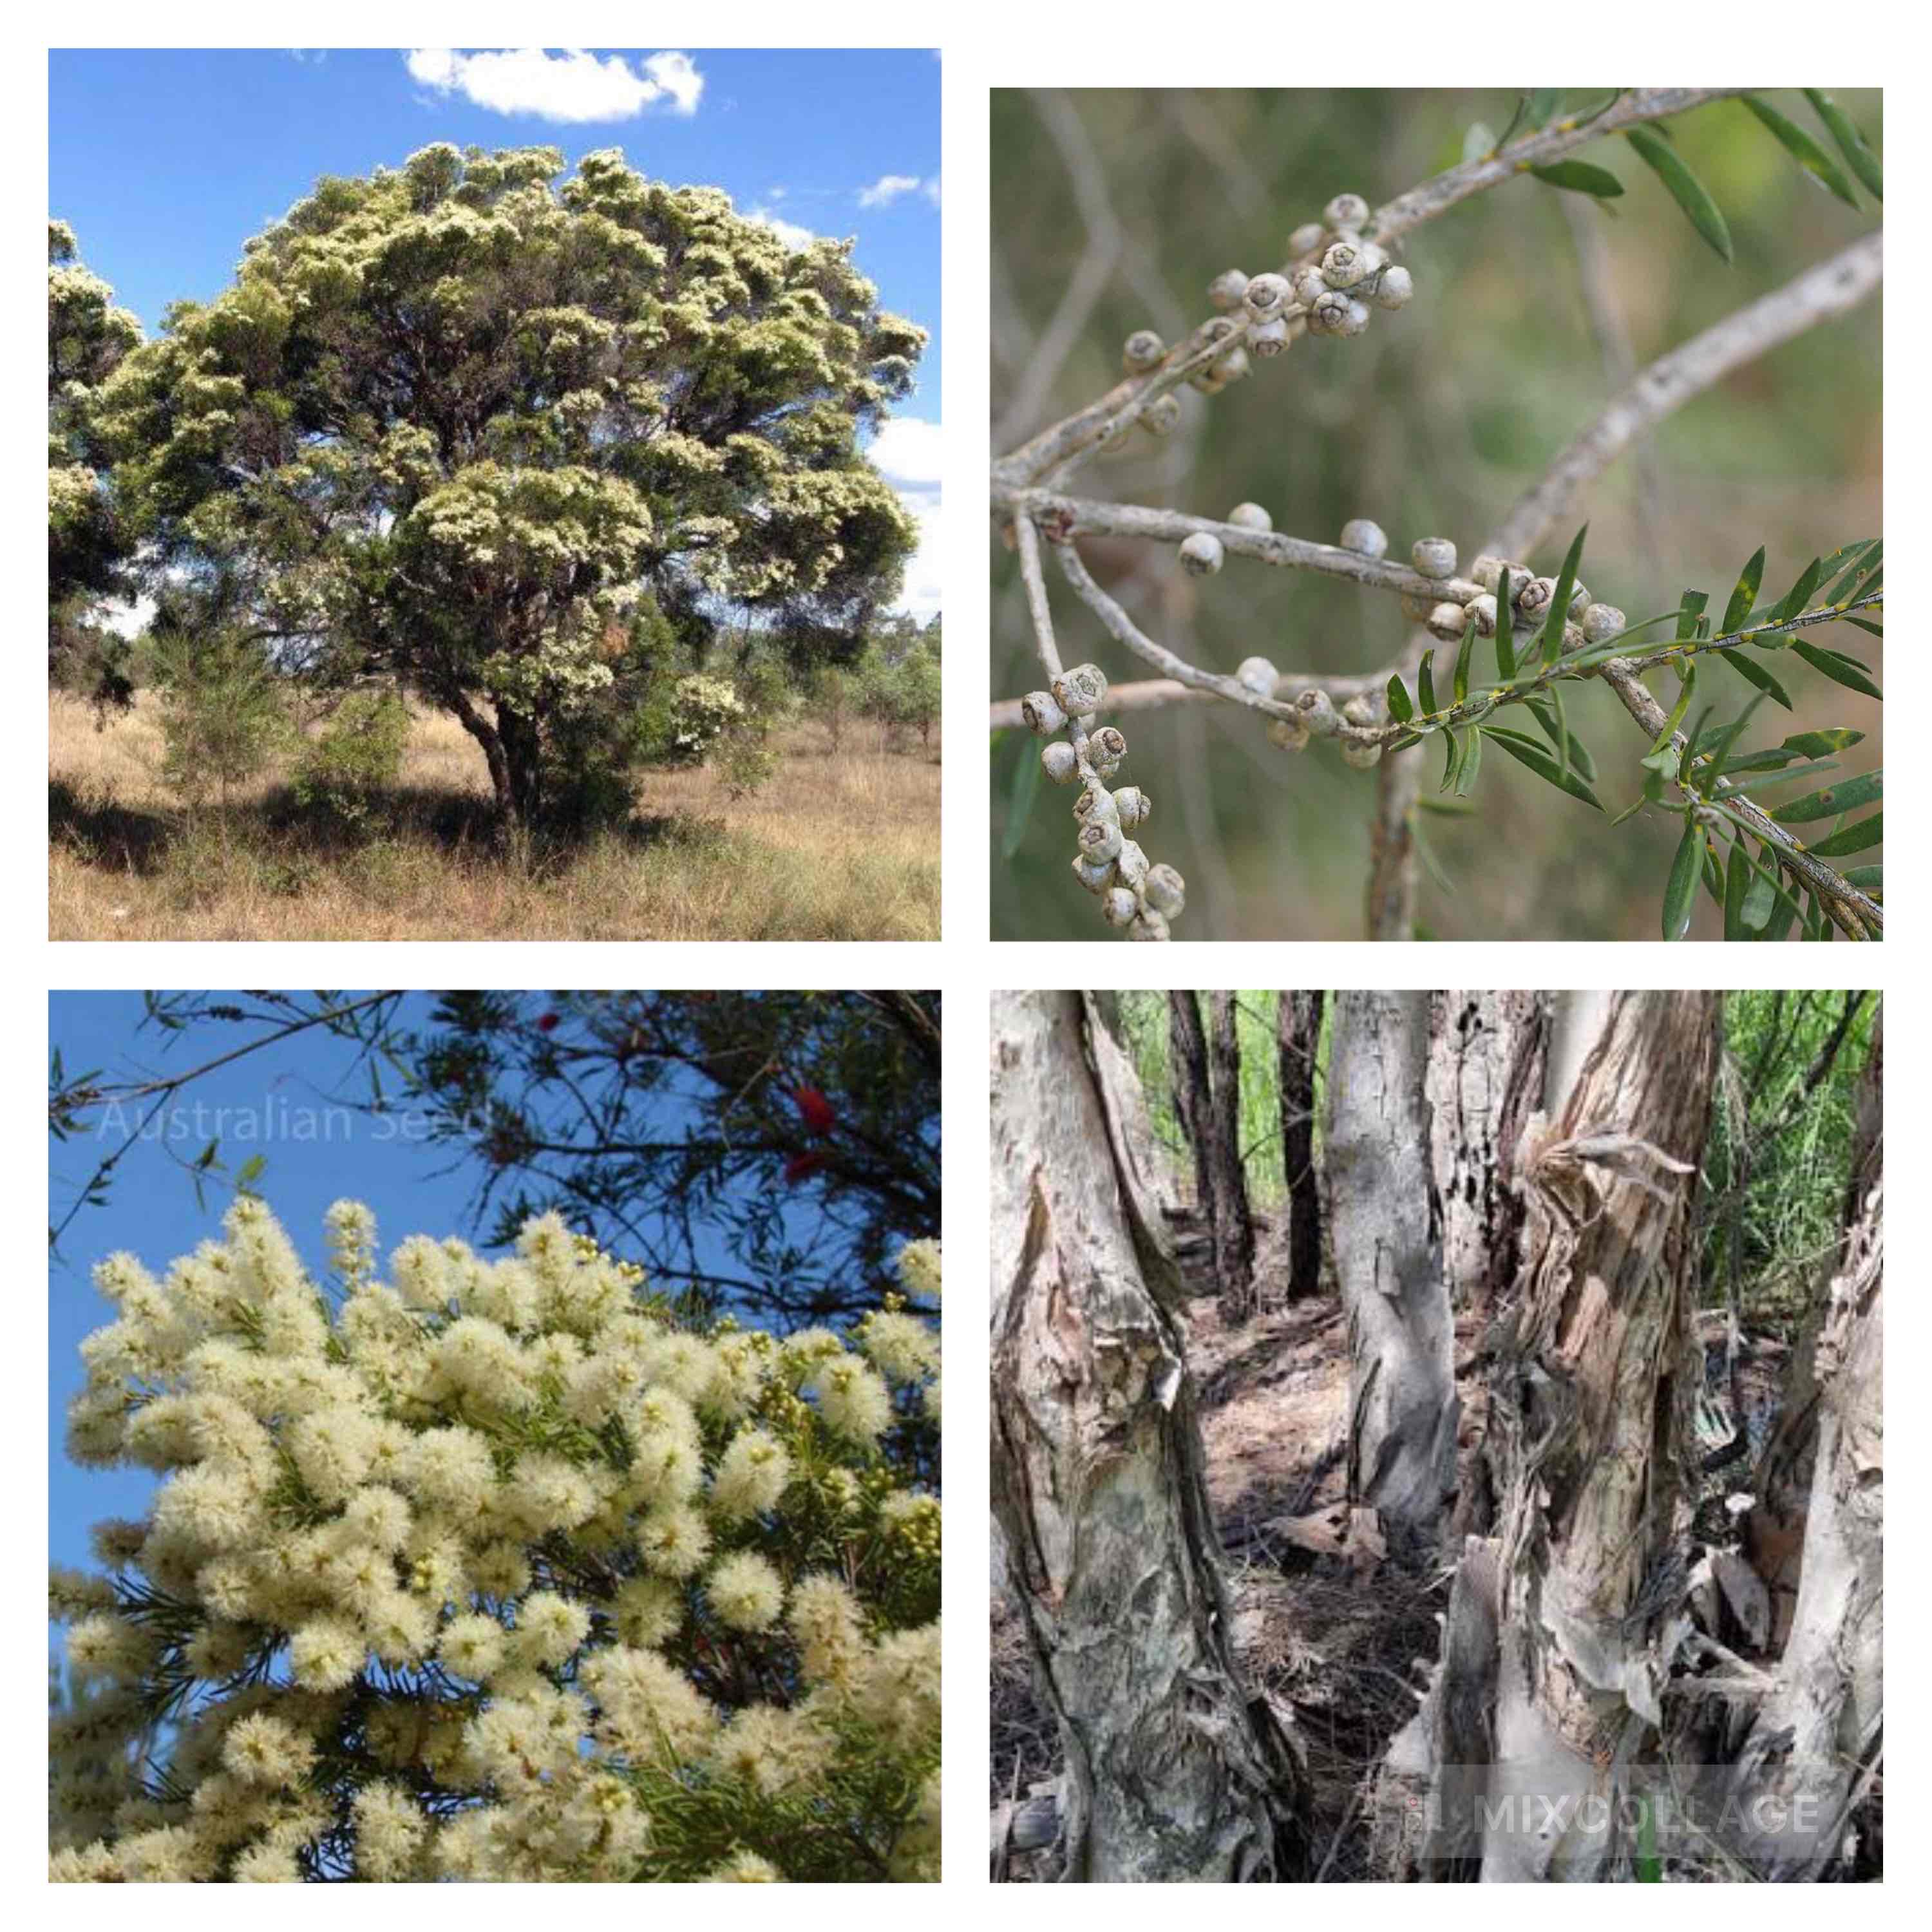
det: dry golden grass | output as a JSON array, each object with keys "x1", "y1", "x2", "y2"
[{"x1": 50, "y1": 694, "x2": 941, "y2": 942}]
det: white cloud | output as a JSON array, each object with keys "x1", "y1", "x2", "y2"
[
  {"x1": 894, "y1": 488, "x2": 943, "y2": 620},
  {"x1": 868, "y1": 417, "x2": 943, "y2": 489},
  {"x1": 747, "y1": 207, "x2": 817, "y2": 252},
  {"x1": 404, "y1": 48, "x2": 704, "y2": 123},
  {"x1": 857, "y1": 173, "x2": 925, "y2": 209},
  {"x1": 923, "y1": 176, "x2": 941, "y2": 208}
]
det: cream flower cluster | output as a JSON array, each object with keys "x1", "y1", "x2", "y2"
[{"x1": 50, "y1": 1201, "x2": 942, "y2": 1883}]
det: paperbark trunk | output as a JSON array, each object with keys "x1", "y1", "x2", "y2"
[
  {"x1": 990, "y1": 990, "x2": 1306, "y2": 1882},
  {"x1": 1325, "y1": 990, "x2": 1457, "y2": 1555}
]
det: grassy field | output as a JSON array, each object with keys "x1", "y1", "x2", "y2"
[{"x1": 50, "y1": 694, "x2": 941, "y2": 942}]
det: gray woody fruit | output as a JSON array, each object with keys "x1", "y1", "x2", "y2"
[
  {"x1": 1581, "y1": 603, "x2": 1626, "y2": 643},
  {"x1": 1052, "y1": 663, "x2": 1107, "y2": 717},
  {"x1": 1141, "y1": 863, "x2": 1186, "y2": 918},
  {"x1": 1323, "y1": 191, "x2": 1371, "y2": 230},
  {"x1": 1122, "y1": 329, "x2": 1164, "y2": 371},
  {"x1": 1340, "y1": 518, "x2": 1388, "y2": 560},
  {"x1": 1227, "y1": 502, "x2": 1273, "y2": 531},
  {"x1": 1412, "y1": 536, "x2": 1457, "y2": 580},
  {"x1": 1236, "y1": 656, "x2": 1278, "y2": 697},
  {"x1": 1021, "y1": 689, "x2": 1067, "y2": 735},
  {"x1": 1040, "y1": 741, "x2": 1079, "y2": 784},
  {"x1": 1179, "y1": 531, "x2": 1226, "y2": 575}
]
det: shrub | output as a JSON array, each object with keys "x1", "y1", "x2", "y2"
[
  {"x1": 293, "y1": 692, "x2": 412, "y2": 831},
  {"x1": 665, "y1": 675, "x2": 746, "y2": 767},
  {"x1": 50, "y1": 1200, "x2": 942, "y2": 1882}
]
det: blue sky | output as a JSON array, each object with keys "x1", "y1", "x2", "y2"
[
  {"x1": 49, "y1": 48, "x2": 942, "y2": 614},
  {"x1": 46, "y1": 990, "x2": 847, "y2": 1584}
]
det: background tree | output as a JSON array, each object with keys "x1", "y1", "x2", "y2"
[
  {"x1": 1276, "y1": 991, "x2": 1324, "y2": 1301},
  {"x1": 48, "y1": 219, "x2": 140, "y2": 708},
  {"x1": 93, "y1": 144, "x2": 925, "y2": 829}
]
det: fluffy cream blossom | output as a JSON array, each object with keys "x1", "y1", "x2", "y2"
[{"x1": 706, "y1": 1549, "x2": 785, "y2": 1633}]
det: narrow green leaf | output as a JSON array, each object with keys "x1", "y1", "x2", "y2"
[
  {"x1": 1464, "y1": 120, "x2": 1498, "y2": 166},
  {"x1": 1842, "y1": 864, "x2": 1882, "y2": 891},
  {"x1": 1675, "y1": 588, "x2": 1709, "y2": 641},
  {"x1": 1416, "y1": 794, "x2": 1480, "y2": 817},
  {"x1": 1527, "y1": 90, "x2": 1562, "y2": 129},
  {"x1": 1716, "y1": 763, "x2": 1842, "y2": 800},
  {"x1": 1525, "y1": 696, "x2": 1596, "y2": 781},
  {"x1": 1531, "y1": 159, "x2": 1625, "y2": 198},
  {"x1": 1386, "y1": 674, "x2": 1414, "y2": 723},
  {"x1": 1543, "y1": 525, "x2": 1588, "y2": 667},
  {"x1": 1440, "y1": 727, "x2": 1462, "y2": 792},
  {"x1": 1701, "y1": 690, "x2": 1766, "y2": 786},
  {"x1": 1662, "y1": 820, "x2": 1701, "y2": 939},
  {"x1": 1803, "y1": 90, "x2": 1882, "y2": 200},
  {"x1": 1484, "y1": 726, "x2": 1604, "y2": 810},
  {"x1": 1625, "y1": 126, "x2": 1732, "y2": 260},
  {"x1": 1773, "y1": 768, "x2": 1881, "y2": 824},
  {"x1": 1842, "y1": 616, "x2": 1884, "y2": 639},
  {"x1": 1823, "y1": 538, "x2": 1881, "y2": 606},
  {"x1": 1494, "y1": 567, "x2": 1517, "y2": 679},
  {"x1": 1792, "y1": 642, "x2": 1882, "y2": 701},
  {"x1": 1720, "y1": 546, "x2": 1765, "y2": 636},
  {"x1": 1677, "y1": 703, "x2": 1714, "y2": 788},
  {"x1": 1723, "y1": 841, "x2": 1749, "y2": 939},
  {"x1": 1651, "y1": 665, "x2": 1698, "y2": 753},
  {"x1": 1417, "y1": 649, "x2": 1437, "y2": 715},
  {"x1": 1721, "y1": 728, "x2": 1864, "y2": 772},
  {"x1": 1454, "y1": 726, "x2": 1483, "y2": 798},
  {"x1": 1806, "y1": 811, "x2": 1882, "y2": 858},
  {"x1": 1493, "y1": 95, "x2": 1530, "y2": 152},
  {"x1": 1743, "y1": 93, "x2": 1862, "y2": 207},
  {"x1": 1712, "y1": 645, "x2": 1793, "y2": 709},
  {"x1": 1772, "y1": 556, "x2": 1824, "y2": 625},
  {"x1": 1453, "y1": 618, "x2": 1476, "y2": 705},
  {"x1": 1002, "y1": 737, "x2": 1042, "y2": 860}
]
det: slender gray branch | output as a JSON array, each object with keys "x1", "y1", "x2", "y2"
[{"x1": 1370, "y1": 91, "x2": 1739, "y2": 243}]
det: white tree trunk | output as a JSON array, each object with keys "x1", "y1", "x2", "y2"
[
  {"x1": 989, "y1": 990, "x2": 1305, "y2": 1881},
  {"x1": 1325, "y1": 990, "x2": 1457, "y2": 1553}
]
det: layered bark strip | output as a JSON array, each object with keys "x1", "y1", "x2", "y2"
[
  {"x1": 990, "y1": 990, "x2": 1303, "y2": 1881},
  {"x1": 1388, "y1": 992, "x2": 1723, "y2": 1879}
]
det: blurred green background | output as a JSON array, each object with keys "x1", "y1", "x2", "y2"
[{"x1": 990, "y1": 90, "x2": 1882, "y2": 941}]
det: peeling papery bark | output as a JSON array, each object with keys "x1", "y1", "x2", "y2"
[
  {"x1": 1385, "y1": 992, "x2": 1720, "y2": 1880},
  {"x1": 989, "y1": 990, "x2": 1305, "y2": 1882},
  {"x1": 1325, "y1": 990, "x2": 1457, "y2": 1553},
  {"x1": 1482, "y1": 991, "x2": 1718, "y2": 1879},
  {"x1": 1208, "y1": 991, "x2": 1258, "y2": 1321},
  {"x1": 1725, "y1": 1171, "x2": 1882, "y2": 1879}
]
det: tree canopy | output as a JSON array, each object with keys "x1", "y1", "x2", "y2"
[
  {"x1": 48, "y1": 220, "x2": 141, "y2": 705},
  {"x1": 90, "y1": 145, "x2": 927, "y2": 823}
]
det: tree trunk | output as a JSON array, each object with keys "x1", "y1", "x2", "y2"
[
  {"x1": 1207, "y1": 991, "x2": 1256, "y2": 1322},
  {"x1": 1325, "y1": 990, "x2": 1457, "y2": 1555},
  {"x1": 1426, "y1": 990, "x2": 1549, "y2": 1320},
  {"x1": 1392, "y1": 991, "x2": 1720, "y2": 1880},
  {"x1": 1725, "y1": 1166, "x2": 1881, "y2": 1878},
  {"x1": 990, "y1": 990, "x2": 1306, "y2": 1882},
  {"x1": 1168, "y1": 992, "x2": 1226, "y2": 1298},
  {"x1": 1277, "y1": 992, "x2": 1324, "y2": 1302}
]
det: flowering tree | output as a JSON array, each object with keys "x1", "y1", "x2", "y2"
[
  {"x1": 90, "y1": 144, "x2": 925, "y2": 828},
  {"x1": 50, "y1": 1200, "x2": 940, "y2": 1881},
  {"x1": 48, "y1": 220, "x2": 140, "y2": 706}
]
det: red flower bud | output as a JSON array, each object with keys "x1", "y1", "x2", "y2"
[{"x1": 536, "y1": 1012, "x2": 560, "y2": 1032}]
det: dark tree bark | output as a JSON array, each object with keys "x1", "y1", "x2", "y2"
[
  {"x1": 1325, "y1": 990, "x2": 1456, "y2": 1555},
  {"x1": 1426, "y1": 990, "x2": 1549, "y2": 1319},
  {"x1": 990, "y1": 990, "x2": 1307, "y2": 1881},
  {"x1": 1277, "y1": 992, "x2": 1324, "y2": 1302},
  {"x1": 1207, "y1": 991, "x2": 1256, "y2": 1322},
  {"x1": 1168, "y1": 992, "x2": 1226, "y2": 1297}
]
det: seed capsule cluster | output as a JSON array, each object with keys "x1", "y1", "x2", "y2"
[{"x1": 1021, "y1": 661, "x2": 1187, "y2": 940}]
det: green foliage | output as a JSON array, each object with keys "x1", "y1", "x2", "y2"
[
  {"x1": 92, "y1": 146, "x2": 924, "y2": 826},
  {"x1": 145, "y1": 630, "x2": 293, "y2": 837},
  {"x1": 292, "y1": 692, "x2": 411, "y2": 830},
  {"x1": 1700, "y1": 990, "x2": 1877, "y2": 1325},
  {"x1": 48, "y1": 220, "x2": 142, "y2": 708}
]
